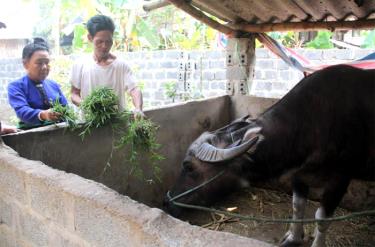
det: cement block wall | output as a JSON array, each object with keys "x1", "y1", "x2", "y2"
[
  {"x1": 1, "y1": 48, "x2": 374, "y2": 109},
  {"x1": 0, "y1": 143, "x2": 274, "y2": 247}
]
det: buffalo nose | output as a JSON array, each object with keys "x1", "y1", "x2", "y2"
[
  {"x1": 162, "y1": 192, "x2": 182, "y2": 217},
  {"x1": 162, "y1": 195, "x2": 170, "y2": 208}
]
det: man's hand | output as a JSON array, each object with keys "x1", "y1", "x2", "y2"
[
  {"x1": 129, "y1": 87, "x2": 143, "y2": 117},
  {"x1": 133, "y1": 109, "x2": 145, "y2": 120},
  {"x1": 40, "y1": 109, "x2": 61, "y2": 122},
  {"x1": 71, "y1": 86, "x2": 82, "y2": 106}
]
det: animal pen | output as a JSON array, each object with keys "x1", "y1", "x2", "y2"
[{"x1": 1, "y1": 0, "x2": 375, "y2": 246}]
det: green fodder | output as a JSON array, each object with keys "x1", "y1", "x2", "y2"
[
  {"x1": 80, "y1": 87, "x2": 163, "y2": 181},
  {"x1": 51, "y1": 98, "x2": 78, "y2": 130},
  {"x1": 115, "y1": 111, "x2": 163, "y2": 181},
  {"x1": 80, "y1": 87, "x2": 119, "y2": 137}
]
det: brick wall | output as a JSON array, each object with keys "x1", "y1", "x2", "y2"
[
  {"x1": 0, "y1": 58, "x2": 24, "y2": 106},
  {"x1": 251, "y1": 48, "x2": 375, "y2": 98},
  {"x1": 0, "y1": 48, "x2": 374, "y2": 109},
  {"x1": 118, "y1": 50, "x2": 228, "y2": 107}
]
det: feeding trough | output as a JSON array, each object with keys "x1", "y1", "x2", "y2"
[{"x1": 1, "y1": 95, "x2": 374, "y2": 246}]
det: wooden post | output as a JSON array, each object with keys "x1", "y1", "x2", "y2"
[{"x1": 226, "y1": 34, "x2": 256, "y2": 96}]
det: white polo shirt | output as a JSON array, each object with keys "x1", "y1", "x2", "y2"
[{"x1": 70, "y1": 56, "x2": 136, "y2": 111}]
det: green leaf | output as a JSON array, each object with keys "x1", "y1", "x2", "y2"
[{"x1": 72, "y1": 24, "x2": 86, "y2": 49}]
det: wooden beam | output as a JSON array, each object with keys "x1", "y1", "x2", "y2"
[
  {"x1": 143, "y1": 0, "x2": 171, "y2": 12},
  {"x1": 230, "y1": 19, "x2": 375, "y2": 32},
  {"x1": 167, "y1": 0, "x2": 236, "y2": 36}
]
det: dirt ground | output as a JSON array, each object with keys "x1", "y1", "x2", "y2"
[{"x1": 179, "y1": 187, "x2": 375, "y2": 247}]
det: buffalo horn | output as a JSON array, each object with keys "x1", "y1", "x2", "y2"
[{"x1": 195, "y1": 136, "x2": 259, "y2": 162}]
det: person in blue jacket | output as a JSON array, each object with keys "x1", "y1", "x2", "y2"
[{"x1": 8, "y1": 38, "x2": 68, "y2": 129}]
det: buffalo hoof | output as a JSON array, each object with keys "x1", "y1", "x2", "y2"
[{"x1": 279, "y1": 231, "x2": 303, "y2": 247}]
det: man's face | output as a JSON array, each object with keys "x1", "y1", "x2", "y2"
[
  {"x1": 89, "y1": 30, "x2": 113, "y2": 60},
  {"x1": 23, "y1": 50, "x2": 50, "y2": 82}
]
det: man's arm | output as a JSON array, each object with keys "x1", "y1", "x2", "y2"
[{"x1": 71, "y1": 86, "x2": 82, "y2": 106}]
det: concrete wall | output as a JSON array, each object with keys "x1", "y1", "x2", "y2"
[
  {"x1": 0, "y1": 142, "x2": 273, "y2": 247},
  {"x1": 0, "y1": 95, "x2": 278, "y2": 247},
  {"x1": 3, "y1": 96, "x2": 232, "y2": 208}
]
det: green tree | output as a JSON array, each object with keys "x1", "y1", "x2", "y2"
[
  {"x1": 33, "y1": 0, "x2": 97, "y2": 53},
  {"x1": 305, "y1": 31, "x2": 334, "y2": 49},
  {"x1": 33, "y1": 0, "x2": 219, "y2": 53}
]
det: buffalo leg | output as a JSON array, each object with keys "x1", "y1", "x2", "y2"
[
  {"x1": 280, "y1": 176, "x2": 309, "y2": 246},
  {"x1": 311, "y1": 176, "x2": 350, "y2": 247}
]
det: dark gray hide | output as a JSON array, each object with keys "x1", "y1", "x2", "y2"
[{"x1": 164, "y1": 65, "x2": 375, "y2": 247}]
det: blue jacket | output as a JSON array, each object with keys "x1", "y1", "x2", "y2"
[{"x1": 8, "y1": 75, "x2": 68, "y2": 125}]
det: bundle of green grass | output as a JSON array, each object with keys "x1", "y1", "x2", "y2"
[
  {"x1": 80, "y1": 87, "x2": 163, "y2": 179},
  {"x1": 80, "y1": 87, "x2": 119, "y2": 137},
  {"x1": 51, "y1": 98, "x2": 78, "y2": 129},
  {"x1": 51, "y1": 87, "x2": 162, "y2": 180}
]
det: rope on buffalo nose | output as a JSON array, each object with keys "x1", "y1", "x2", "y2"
[
  {"x1": 171, "y1": 201, "x2": 375, "y2": 224},
  {"x1": 167, "y1": 170, "x2": 225, "y2": 202},
  {"x1": 167, "y1": 171, "x2": 375, "y2": 224}
]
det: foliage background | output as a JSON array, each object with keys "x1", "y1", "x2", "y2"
[{"x1": 32, "y1": 0, "x2": 375, "y2": 54}]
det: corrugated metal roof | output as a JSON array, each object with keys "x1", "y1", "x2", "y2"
[
  {"x1": 157, "y1": 0, "x2": 375, "y2": 33},
  {"x1": 190, "y1": 0, "x2": 375, "y2": 24}
]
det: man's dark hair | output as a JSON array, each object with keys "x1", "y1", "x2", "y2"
[
  {"x1": 86, "y1": 15, "x2": 115, "y2": 37},
  {"x1": 22, "y1": 37, "x2": 49, "y2": 60}
]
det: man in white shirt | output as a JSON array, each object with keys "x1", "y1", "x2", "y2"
[{"x1": 70, "y1": 15, "x2": 144, "y2": 116}]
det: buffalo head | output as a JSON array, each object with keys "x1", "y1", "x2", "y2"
[{"x1": 164, "y1": 116, "x2": 263, "y2": 216}]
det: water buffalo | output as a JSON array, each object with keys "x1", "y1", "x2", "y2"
[{"x1": 164, "y1": 65, "x2": 375, "y2": 247}]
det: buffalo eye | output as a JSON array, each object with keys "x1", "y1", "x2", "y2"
[{"x1": 183, "y1": 161, "x2": 194, "y2": 172}]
